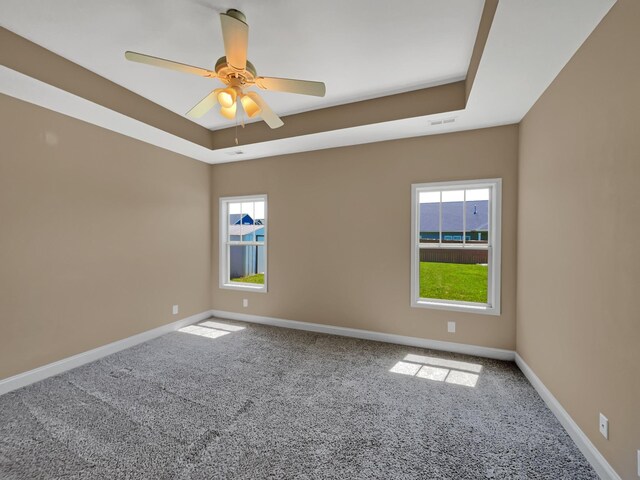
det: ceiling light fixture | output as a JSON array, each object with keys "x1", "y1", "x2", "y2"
[
  {"x1": 217, "y1": 86, "x2": 238, "y2": 108},
  {"x1": 220, "y1": 102, "x2": 237, "y2": 119},
  {"x1": 240, "y1": 92, "x2": 262, "y2": 118}
]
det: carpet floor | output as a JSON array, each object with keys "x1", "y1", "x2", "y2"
[{"x1": 0, "y1": 318, "x2": 597, "y2": 479}]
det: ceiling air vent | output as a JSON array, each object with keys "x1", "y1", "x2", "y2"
[
  {"x1": 226, "y1": 150, "x2": 245, "y2": 156},
  {"x1": 429, "y1": 117, "x2": 456, "y2": 126}
]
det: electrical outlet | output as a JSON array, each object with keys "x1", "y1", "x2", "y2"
[
  {"x1": 447, "y1": 321, "x2": 456, "y2": 333},
  {"x1": 243, "y1": 298, "x2": 248, "y2": 308},
  {"x1": 172, "y1": 305, "x2": 179, "y2": 315},
  {"x1": 599, "y1": 413, "x2": 608, "y2": 439}
]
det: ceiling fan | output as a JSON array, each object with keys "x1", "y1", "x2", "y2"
[{"x1": 124, "y1": 9, "x2": 326, "y2": 129}]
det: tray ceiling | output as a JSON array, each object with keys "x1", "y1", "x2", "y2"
[{"x1": 0, "y1": 0, "x2": 484, "y2": 130}]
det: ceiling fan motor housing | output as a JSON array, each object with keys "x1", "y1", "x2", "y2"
[{"x1": 215, "y1": 56, "x2": 257, "y2": 85}]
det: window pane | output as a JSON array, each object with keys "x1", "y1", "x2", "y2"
[
  {"x1": 240, "y1": 202, "x2": 256, "y2": 241},
  {"x1": 253, "y1": 200, "x2": 266, "y2": 244},
  {"x1": 419, "y1": 191, "x2": 440, "y2": 244},
  {"x1": 254, "y1": 201, "x2": 265, "y2": 224},
  {"x1": 465, "y1": 189, "x2": 489, "y2": 245},
  {"x1": 228, "y1": 202, "x2": 242, "y2": 241},
  {"x1": 465, "y1": 188, "x2": 489, "y2": 202},
  {"x1": 419, "y1": 191, "x2": 440, "y2": 204},
  {"x1": 228, "y1": 202, "x2": 241, "y2": 214},
  {"x1": 441, "y1": 190, "x2": 464, "y2": 244},
  {"x1": 229, "y1": 245, "x2": 265, "y2": 284},
  {"x1": 419, "y1": 249, "x2": 488, "y2": 303}
]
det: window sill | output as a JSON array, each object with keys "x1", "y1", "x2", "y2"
[
  {"x1": 220, "y1": 283, "x2": 267, "y2": 293},
  {"x1": 412, "y1": 299, "x2": 500, "y2": 316}
]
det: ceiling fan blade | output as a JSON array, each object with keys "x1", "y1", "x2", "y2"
[
  {"x1": 255, "y1": 76, "x2": 326, "y2": 97},
  {"x1": 250, "y1": 92, "x2": 284, "y2": 129},
  {"x1": 186, "y1": 89, "x2": 219, "y2": 118},
  {"x1": 220, "y1": 10, "x2": 248, "y2": 71},
  {"x1": 125, "y1": 51, "x2": 215, "y2": 78}
]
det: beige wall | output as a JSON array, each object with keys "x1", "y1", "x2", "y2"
[
  {"x1": 211, "y1": 125, "x2": 519, "y2": 350},
  {"x1": 0, "y1": 94, "x2": 212, "y2": 380},
  {"x1": 517, "y1": 0, "x2": 640, "y2": 477}
]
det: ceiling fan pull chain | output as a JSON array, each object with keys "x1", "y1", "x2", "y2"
[{"x1": 235, "y1": 118, "x2": 238, "y2": 145}]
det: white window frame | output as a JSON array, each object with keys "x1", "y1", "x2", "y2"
[
  {"x1": 219, "y1": 194, "x2": 268, "y2": 293},
  {"x1": 411, "y1": 179, "x2": 501, "y2": 315}
]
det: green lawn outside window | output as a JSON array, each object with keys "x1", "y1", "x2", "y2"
[{"x1": 419, "y1": 262, "x2": 488, "y2": 303}]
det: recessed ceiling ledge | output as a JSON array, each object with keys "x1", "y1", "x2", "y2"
[
  {"x1": 210, "y1": 80, "x2": 467, "y2": 150},
  {"x1": 465, "y1": 0, "x2": 499, "y2": 103},
  {"x1": 0, "y1": 27, "x2": 214, "y2": 150}
]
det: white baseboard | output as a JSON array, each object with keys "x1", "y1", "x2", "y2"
[
  {"x1": 515, "y1": 354, "x2": 620, "y2": 480},
  {"x1": 0, "y1": 310, "x2": 212, "y2": 396},
  {"x1": 210, "y1": 309, "x2": 515, "y2": 361}
]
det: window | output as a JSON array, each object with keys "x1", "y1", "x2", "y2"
[
  {"x1": 219, "y1": 195, "x2": 267, "y2": 292},
  {"x1": 411, "y1": 179, "x2": 501, "y2": 315}
]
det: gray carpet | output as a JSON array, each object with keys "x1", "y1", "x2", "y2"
[{"x1": 0, "y1": 318, "x2": 597, "y2": 479}]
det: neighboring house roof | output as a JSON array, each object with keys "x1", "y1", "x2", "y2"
[
  {"x1": 228, "y1": 225, "x2": 265, "y2": 236},
  {"x1": 229, "y1": 213, "x2": 254, "y2": 225},
  {"x1": 229, "y1": 213, "x2": 264, "y2": 226},
  {"x1": 420, "y1": 200, "x2": 489, "y2": 232}
]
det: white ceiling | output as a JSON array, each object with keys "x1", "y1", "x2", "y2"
[
  {"x1": 0, "y1": 0, "x2": 616, "y2": 164},
  {"x1": 0, "y1": 0, "x2": 484, "y2": 130}
]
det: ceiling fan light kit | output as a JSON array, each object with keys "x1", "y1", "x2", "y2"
[
  {"x1": 240, "y1": 92, "x2": 262, "y2": 118},
  {"x1": 220, "y1": 103, "x2": 237, "y2": 120},
  {"x1": 217, "y1": 87, "x2": 237, "y2": 108},
  {"x1": 124, "y1": 9, "x2": 326, "y2": 129}
]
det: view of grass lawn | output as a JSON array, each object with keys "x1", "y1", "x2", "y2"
[
  {"x1": 419, "y1": 262, "x2": 487, "y2": 303},
  {"x1": 231, "y1": 273, "x2": 265, "y2": 284}
]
